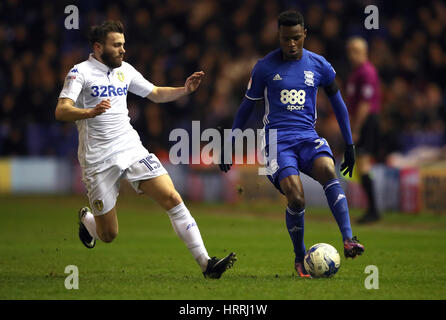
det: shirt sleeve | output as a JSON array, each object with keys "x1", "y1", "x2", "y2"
[
  {"x1": 128, "y1": 66, "x2": 154, "y2": 98},
  {"x1": 359, "y1": 71, "x2": 376, "y2": 101},
  {"x1": 245, "y1": 62, "x2": 265, "y2": 100},
  {"x1": 59, "y1": 67, "x2": 84, "y2": 102},
  {"x1": 319, "y1": 58, "x2": 337, "y2": 87},
  {"x1": 328, "y1": 91, "x2": 353, "y2": 145},
  {"x1": 232, "y1": 97, "x2": 256, "y2": 131}
]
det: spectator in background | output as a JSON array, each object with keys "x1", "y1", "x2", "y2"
[{"x1": 346, "y1": 37, "x2": 381, "y2": 223}]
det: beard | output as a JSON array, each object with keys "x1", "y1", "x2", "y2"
[{"x1": 100, "y1": 49, "x2": 123, "y2": 69}]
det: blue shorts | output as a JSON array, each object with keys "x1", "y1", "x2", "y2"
[{"x1": 265, "y1": 137, "x2": 334, "y2": 194}]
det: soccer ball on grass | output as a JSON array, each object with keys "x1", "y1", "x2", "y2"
[{"x1": 304, "y1": 243, "x2": 340, "y2": 278}]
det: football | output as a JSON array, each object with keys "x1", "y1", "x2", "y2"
[{"x1": 304, "y1": 243, "x2": 341, "y2": 278}]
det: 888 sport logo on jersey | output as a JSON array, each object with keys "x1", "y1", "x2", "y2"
[{"x1": 280, "y1": 89, "x2": 306, "y2": 111}]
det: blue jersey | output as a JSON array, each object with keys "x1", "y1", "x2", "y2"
[{"x1": 245, "y1": 48, "x2": 336, "y2": 145}]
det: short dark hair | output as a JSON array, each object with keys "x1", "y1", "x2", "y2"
[
  {"x1": 278, "y1": 10, "x2": 304, "y2": 28},
  {"x1": 88, "y1": 20, "x2": 124, "y2": 46}
]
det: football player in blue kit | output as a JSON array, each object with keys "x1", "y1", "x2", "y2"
[{"x1": 219, "y1": 10, "x2": 364, "y2": 277}]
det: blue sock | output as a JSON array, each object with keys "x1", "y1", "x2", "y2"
[
  {"x1": 324, "y1": 179, "x2": 353, "y2": 241},
  {"x1": 285, "y1": 207, "x2": 306, "y2": 263}
]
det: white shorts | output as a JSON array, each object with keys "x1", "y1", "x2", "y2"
[{"x1": 82, "y1": 153, "x2": 168, "y2": 216}]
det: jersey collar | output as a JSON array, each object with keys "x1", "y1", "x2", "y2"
[{"x1": 88, "y1": 53, "x2": 113, "y2": 73}]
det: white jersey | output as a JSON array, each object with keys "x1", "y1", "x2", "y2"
[{"x1": 59, "y1": 54, "x2": 154, "y2": 174}]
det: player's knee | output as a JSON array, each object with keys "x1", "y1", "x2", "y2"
[
  {"x1": 162, "y1": 189, "x2": 183, "y2": 210},
  {"x1": 315, "y1": 162, "x2": 337, "y2": 185},
  {"x1": 281, "y1": 180, "x2": 305, "y2": 210},
  {"x1": 287, "y1": 193, "x2": 305, "y2": 211},
  {"x1": 98, "y1": 229, "x2": 118, "y2": 243},
  {"x1": 324, "y1": 164, "x2": 337, "y2": 179}
]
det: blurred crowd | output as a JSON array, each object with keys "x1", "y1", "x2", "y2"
[{"x1": 1, "y1": 0, "x2": 445, "y2": 164}]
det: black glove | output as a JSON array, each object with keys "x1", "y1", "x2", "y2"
[
  {"x1": 340, "y1": 144, "x2": 355, "y2": 178},
  {"x1": 217, "y1": 126, "x2": 232, "y2": 173}
]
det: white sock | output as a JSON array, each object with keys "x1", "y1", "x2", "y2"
[
  {"x1": 166, "y1": 202, "x2": 210, "y2": 272},
  {"x1": 82, "y1": 211, "x2": 99, "y2": 240}
]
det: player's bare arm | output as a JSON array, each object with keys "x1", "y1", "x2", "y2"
[
  {"x1": 55, "y1": 98, "x2": 111, "y2": 122},
  {"x1": 147, "y1": 71, "x2": 204, "y2": 103}
]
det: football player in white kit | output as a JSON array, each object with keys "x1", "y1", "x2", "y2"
[{"x1": 55, "y1": 21, "x2": 236, "y2": 279}]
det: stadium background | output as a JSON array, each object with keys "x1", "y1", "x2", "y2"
[{"x1": 0, "y1": 0, "x2": 445, "y2": 214}]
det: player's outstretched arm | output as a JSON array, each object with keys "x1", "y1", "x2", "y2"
[
  {"x1": 55, "y1": 98, "x2": 111, "y2": 122},
  {"x1": 232, "y1": 97, "x2": 256, "y2": 131},
  {"x1": 147, "y1": 71, "x2": 205, "y2": 103},
  {"x1": 323, "y1": 80, "x2": 355, "y2": 177},
  {"x1": 218, "y1": 97, "x2": 256, "y2": 173}
]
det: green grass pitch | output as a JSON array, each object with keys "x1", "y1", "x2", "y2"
[{"x1": 0, "y1": 194, "x2": 445, "y2": 300}]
